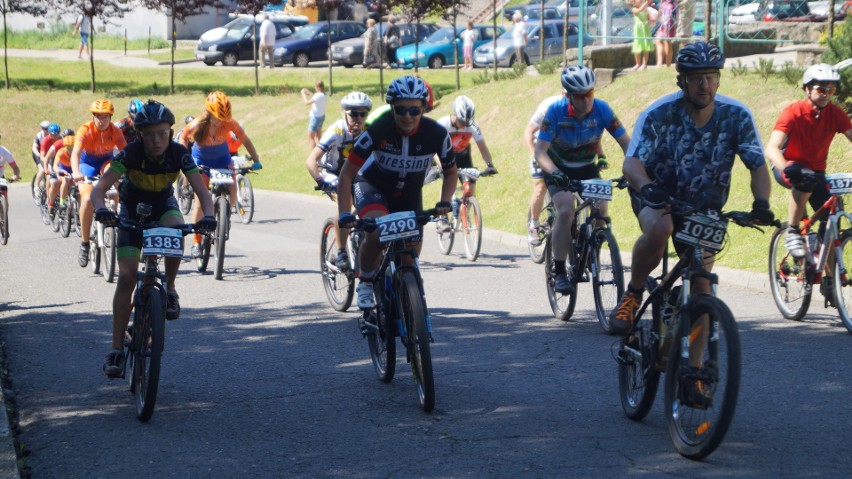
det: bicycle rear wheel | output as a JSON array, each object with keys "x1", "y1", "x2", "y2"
[
  {"x1": 31, "y1": 173, "x2": 44, "y2": 207},
  {"x1": 59, "y1": 203, "x2": 71, "y2": 237},
  {"x1": 90, "y1": 227, "x2": 101, "y2": 275},
  {"x1": 592, "y1": 228, "x2": 624, "y2": 334},
  {"x1": 461, "y1": 197, "x2": 483, "y2": 261},
  {"x1": 367, "y1": 277, "x2": 396, "y2": 382},
  {"x1": 177, "y1": 177, "x2": 194, "y2": 215},
  {"x1": 664, "y1": 293, "x2": 741, "y2": 460},
  {"x1": 833, "y1": 232, "x2": 852, "y2": 333},
  {"x1": 236, "y1": 175, "x2": 254, "y2": 224},
  {"x1": 0, "y1": 196, "x2": 8, "y2": 245},
  {"x1": 400, "y1": 271, "x2": 434, "y2": 412},
  {"x1": 544, "y1": 236, "x2": 577, "y2": 321},
  {"x1": 196, "y1": 234, "x2": 212, "y2": 272},
  {"x1": 320, "y1": 218, "x2": 354, "y2": 311},
  {"x1": 50, "y1": 199, "x2": 60, "y2": 232},
  {"x1": 768, "y1": 224, "x2": 811, "y2": 320},
  {"x1": 527, "y1": 201, "x2": 548, "y2": 264},
  {"x1": 133, "y1": 287, "x2": 165, "y2": 422},
  {"x1": 435, "y1": 212, "x2": 455, "y2": 255},
  {"x1": 102, "y1": 226, "x2": 116, "y2": 283},
  {"x1": 72, "y1": 198, "x2": 82, "y2": 237},
  {"x1": 214, "y1": 196, "x2": 229, "y2": 280}
]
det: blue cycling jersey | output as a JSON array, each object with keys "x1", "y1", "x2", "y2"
[{"x1": 537, "y1": 97, "x2": 626, "y2": 170}]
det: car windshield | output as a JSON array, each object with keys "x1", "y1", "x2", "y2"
[
  {"x1": 425, "y1": 26, "x2": 460, "y2": 43},
  {"x1": 498, "y1": 25, "x2": 538, "y2": 39},
  {"x1": 292, "y1": 23, "x2": 323, "y2": 39},
  {"x1": 222, "y1": 18, "x2": 252, "y2": 40}
]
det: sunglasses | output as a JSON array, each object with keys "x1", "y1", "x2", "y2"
[
  {"x1": 346, "y1": 110, "x2": 368, "y2": 118},
  {"x1": 570, "y1": 90, "x2": 594, "y2": 101},
  {"x1": 812, "y1": 85, "x2": 837, "y2": 95},
  {"x1": 140, "y1": 129, "x2": 172, "y2": 141},
  {"x1": 684, "y1": 72, "x2": 721, "y2": 86},
  {"x1": 393, "y1": 106, "x2": 423, "y2": 117}
]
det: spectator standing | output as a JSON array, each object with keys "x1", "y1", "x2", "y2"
[
  {"x1": 630, "y1": 0, "x2": 654, "y2": 71},
  {"x1": 259, "y1": 13, "x2": 276, "y2": 69},
  {"x1": 654, "y1": 0, "x2": 676, "y2": 67},
  {"x1": 363, "y1": 18, "x2": 379, "y2": 69},
  {"x1": 383, "y1": 17, "x2": 401, "y2": 68},
  {"x1": 72, "y1": 13, "x2": 92, "y2": 59},
  {"x1": 301, "y1": 81, "x2": 328, "y2": 149},
  {"x1": 676, "y1": 0, "x2": 695, "y2": 39},
  {"x1": 512, "y1": 11, "x2": 527, "y2": 67},
  {"x1": 461, "y1": 21, "x2": 478, "y2": 71}
]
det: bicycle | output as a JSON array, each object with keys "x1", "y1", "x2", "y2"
[
  {"x1": 109, "y1": 203, "x2": 202, "y2": 422},
  {"x1": 195, "y1": 165, "x2": 231, "y2": 281},
  {"x1": 86, "y1": 176, "x2": 119, "y2": 283},
  {"x1": 769, "y1": 173, "x2": 852, "y2": 332},
  {"x1": 30, "y1": 171, "x2": 45, "y2": 208},
  {"x1": 0, "y1": 177, "x2": 13, "y2": 245},
  {"x1": 527, "y1": 192, "x2": 550, "y2": 264},
  {"x1": 355, "y1": 209, "x2": 438, "y2": 412},
  {"x1": 232, "y1": 155, "x2": 259, "y2": 224},
  {"x1": 59, "y1": 179, "x2": 82, "y2": 238},
  {"x1": 543, "y1": 177, "x2": 627, "y2": 332},
  {"x1": 434, "y1": 167, "x2": 494, "y2": 262},
  {"x1": 615, "y1": 198, "x2": 775, "y2": 460},
  {"x1": 176, "y1": 172, "x2": 194, "y2": 215},
  {"x1": 317, "y1": 184, "x2": 360, "y2": 312}
]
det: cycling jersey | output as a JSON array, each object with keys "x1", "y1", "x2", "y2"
[
  {"x1": 55, "y1": 148, "x2": 72, "y2": 171},
  {"x1": 227, "y1": 132, "x2": 243, "y2": 155},
  {"x1": 627, "y1": 90, "x2": 765, "y2": 210},
  {"x1": 0, "y1": 146, "x2": 15, "y2": 178},
  {"x1": 436, "y1": 115, "x2": 484, "y2": 170},
  {"x1": 180, "y1": 117, "x2": 247, "y2": 169},
  {"x1": 108, "y1": 139, "x2": 198, "y2": 202},
  {"x1": 75, "y1": 120, "x2": 127, "y2": 177},
  {"x1": 538, "y1": 97, "x2": 626, "y2": 171},
  {"x1": 115, "y1": 116, "x2": 137, "y2": 145},
  {"x1": 773, "y1": 100, "x2": 852, "y2": 171},
  {"x1": 39, "y1": 135, "x2": 58, "y2": 156},
  {"x1": 365, "y1": 104, "x2": 391, "y2": 126},
  {"x1": 317, "y1": 118, "x2": 359, "y2": 175},
  {"x1": 528, "y1": 95, "x2": 562, "y2": 179},
  {"x1": 32, "y1": 131, "x2": 45, "y2": 164}
]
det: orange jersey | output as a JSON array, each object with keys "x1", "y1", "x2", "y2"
[
  {"x1": 180, "y1": 117, "x2": 247, "y2": 148},
  {"x1": 55, "y1": 148, "x2": 72, "y2": 168},
  {"x1": 75, "y1": 120, "x2": 127, "y2": 160}
]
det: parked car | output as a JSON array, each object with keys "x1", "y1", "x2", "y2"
[
  {"x1": 272, "y1": 21, "x2": 366, "y2": 67},
  {"x1": 195, "y1": 15, "x2": 308, "y2": 66},
  {"x1": 808, "y1": 0, "x2": 850, "y2": 18},
  {"x1": 473, "y1": 20, "x2": 589, "y2": 67},
  {"x1": 756, "y1": 0, "x2": 810, "y2": 20},
  {"x1": 728, "y1": 0, "x2": 762, "y2": 24},
  {"x1": 330, "y1": 22, "x2": 439, "y2": 68},
  {"x1": 556, "y1": 0, "x2": 600, "y2": 19},
  {"x1": 588, "y1": 1, "x2": 633, "y2": 43},
  {"x1": 395, "y1": 24, "x2": 504, "y2": 69},
  {"x1": 503, "y1": 5, "x2": 562, "y2": 21}
]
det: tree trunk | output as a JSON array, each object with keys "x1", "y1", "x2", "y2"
[
  {"x1": 89, "y1": 20, "x2": 95, "y2": 92},
  {"x1": 170, "y1": 11, "x2": 176, "y2": 94},
  {"x1": 492, "y1": 0, "x2": 497, "y2": 75},
  {"x1": 539, "y1": 0, "x2": 544, "y2": 63},
  {"x1": 453, "y1": 8, "x2": 459, "y2": 90},
  {"x1": 327, "y1": 15, "x2": 333, "y2": 96},
  {"x1": 4, "y1": 12, "x2": 9, "y2": 89},
  {"x1": 254, "y1": 15, "x2": 259, "y2": 95}
]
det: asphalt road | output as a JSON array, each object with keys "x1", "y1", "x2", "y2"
[{"x1": 1, "y1": 184, "x2": 851, "y2": 478}]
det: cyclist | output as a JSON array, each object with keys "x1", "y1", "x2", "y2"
[
  {"x1": 92, "y1": 100, "x2": 216, "y2": 378},
  {"x1": 71, "y1": 99, "x2": 128, "y2": 267},
  {"x1": 337, "y1": 75, "x2": 457, "y2": 310},
  {"x1": 365, "y1": 75, "x2": 434, "y2": 126},
  {"x1": 227, "y1": 122, "x2": 244, "y2": 156},
  {"x1": 534, "y1": 65, "x2": 631, "y2": 294},
  {"x1": 306, "y1": 91, "x2": 373, "y2": 269},
  {"x1": 179, "y1": 91, "x2": 261, "y2": 258},
  {"x1": 31, "y1": 121, "x2": 50, "y2": 188},
  {"x1": 115, "y1": 99, "x2": 144, "y2": 145},
  {"x1": 44, "y1": 129, "x2": 75, "y2": 211},
  {"x1": 39, "y1": 123, "x2": 61, "y2": 177},
  {"x1": 0, "y1": 131, "x2": 22, "y2": 183},
  {"x1": 436, "y1": 95, "x2": 497, "y2": 198},
  {"x1": 766, "y1": 63, "x2": 852, "y2": 305},
  {"x1": 46, "y1": 135, "x2": 76, "y2": 211},
  {"x1": 611, "y1": 43, "x2": 773, "y2": 404}
]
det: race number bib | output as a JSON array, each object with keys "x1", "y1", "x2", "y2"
[
  {"x1": 376, "y1": 211, "x2": 419, "y2": 244},
  {"x1": 674, "y1": 213, "x2": 728, "y2": 253},
  {"x1": 826, "y1": 173, "x2": 852, "y2": 195},
  {"x1": 580, "y1": 179, "x2": 613, "y2": 201},
  {"x1": 209, "y1": 168, "x2": 234, "y2": 185},
  {"x1": 142, "y1": 228, "x2": 184, "y2": 257}
]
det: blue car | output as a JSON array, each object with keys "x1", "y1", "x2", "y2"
[
  {"x1": 273, "y1": 21, "x2": 366, "y2": 67},
  {"x1": 395, "y1": 24, "x2": 504, "y2": 69}
]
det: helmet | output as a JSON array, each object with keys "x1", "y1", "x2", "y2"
[
  {"x1": 676, "y1": 41, "x2": 724, "y2": 73},
  {"x1": 48, "y1": 123, "x2": 60, "y2": 135},
  {"x1": 385, "y1": 75, "x2": 430, "y2": 104},
  {"x1": 205, "y1": 90, "x2": 232, "y2": 121},
  {"x1": 452, "y1": 95, "x2": 476, "y2": 124},
  {"x1": 802, "y1": 63, "x2": 841, "y2": 87},
  {"x1": 62, "y1": 135, "x2": 75, "y2": 148},
  {"x1": 560, "y1": 65, "x2": 596, "y2": 94},
  {"x1": 89, "y1": 99, "x2": 115, "y2": 115},
  {"x1": 128, "y1": 99, "x2": 144, "y2": 116},
  {"x1": 62, "y1": 128, "x2": 75, "y2": 137},
  {"x1": 133, "y1": 99, "x2": 176, "y2": 128},
  {"x1": 39, "y1": 120, "x2": 50, "y2": 129},
  {"x1": 184, "y1": 115, "x2": 195, "y2": 125},
  {"x1": 340, "y1": 91, "x2": 372, "y2": 110}
]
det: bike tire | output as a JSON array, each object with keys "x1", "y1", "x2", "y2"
[
  {"x1": 72, "y1": 198, "x2": 82, "y2": 238},
  {"x1": 90, "y1": 229, "x2": 101, "y2": 275},
  {"x1": 367, "y1": 276, "x2": 396, "y2": 383},
  {"x1": 40, "y1": 200, "x2": 51, "y2": 226},
  {"x1": 50, "y1": 199, "x2": 61, "y2": 232},
  {"x1": 461, "y1": 197, "x2": 483, "y2": 262},
  {"x1": 664, "y1": 293, "x2": 741, "y2": 460},
  {"x1": 435, "y1": 212, "x2": 456, "y2": 255},
  {"x1": 197, "y1": 234, "x2": 211, "y2": 272},
  {"x1": 0, "y1": 196, "x2": 8, "y2": 245},
  {"x1": 214, "y1": 196, "x2": 229, "y2": 280},
  {"x1": 592, "y1": 228, "x2": 625, "y2": 334},
  {"x1": 133, "y1": 287, "x2": 165, "y2": 422},
  {"x1": 544, "y1": 235, "x2": 577, "y2": 321},
  {"x1": 768, "y1": 223, "x2": 811, "y2": 320},
  {"x1": 59, "y1": 204, "x2": 71, "y2": 238},
  {"x1": 237, "y1": 175, "x2": 254, "y2": 224},
  {"x1": 527, "y1": 204, "x2": 547, "y2": 264},
  {"x1": 320, "y1": 218, "x2": 354, "y2": 312},
  {"x1": 833, "y1": 231, "x2": 852, "y2": 333},
  {"x1": 102, "y1": 226, "x2": 116, "y2": 283},
  {"x1": 31, "y1": 173, "x2": 44, "y2": 207},
  {"x1": 618, "y1": 277, "x2": 662, "y2": 420},
  {"x1": 177, "y1": 177, "x2": 194, "y2": 215},
  {"x1": 400, "y1": 271, "x2": 434, "y2": 412}
]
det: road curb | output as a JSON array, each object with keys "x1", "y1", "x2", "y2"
[{"x1": 156, "y1": 58, "x2": 200, "y2": 66}]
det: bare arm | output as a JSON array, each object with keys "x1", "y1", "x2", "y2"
[
  {"x1": 91, "y1": 168, "x2": 121, "y2": 211},
  {"x1": 524, "y1": 124, "x2": 538, "y2": 155},
  {"x1": 70, "y1": 142, "x2": 83, "y2": 180},
  {"x1": 240, "y1": 135, "x2": 260, "y2": 162},
  {"x1": 300, "y1": 89, "x2": 315, "y2": 106},
  {"x1": 440, "y1": 165, "x2": 459, "y2": 204},
  {"x1": 614, "y1": 132, "x2": 631, "y2": 155},
  {"x1": 337, "y1": 160, "x2": 357, "y2": 215},
  {"x1": 764, "y1": 130, "x2": 789, "y2": 172},
  {"x1": 305, "y1": 146, "x2": 325, "y2": 181},
  {"x1": 474, "y1": 139, "x2": 494, "y2": 167},
  {"x1": 750, "y1": 162, "x2": 772, "y2": 202},
  {"x1": 534, "y1": 139, "x2": 557, "y2": 174},
  {"x1": 622, "y1": 156, "x2": 652, "y2": 191}
]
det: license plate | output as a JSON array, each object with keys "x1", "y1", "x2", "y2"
[
  {"x1": 674, "y1": 212, "x2": 728, "y2": 253},
  {"x1": 826, "y1": 173, "x2": 852, "y2": 195},
  {"x1": 376, "y1": 211, "x2": 419, "y2": 244},
  {"x1": 209, "y1": 168, "x2": 233, "y2": 185},
  {"x1": 196, "y1": 53, "x2": 205, "y2": 61},
  {"x1": 475, "y1": 55, "x2": 488, "y2": 63},
  {"x1": 580, "y1": 179, "x2": 612, "y2": 201},
  {"x1": 142, "y1": 227, "x2": 184, "y2": 257}
]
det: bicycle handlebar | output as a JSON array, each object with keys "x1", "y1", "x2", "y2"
[
  {"x1": 666, "y1": 197, "x2": 782, "y2": 231},
  {"x1": 110, "y1": 216, "x2": 206, "y2": 235},
  {"x1": 349, "y1": 209, "x2": 439, "y2": 233}
]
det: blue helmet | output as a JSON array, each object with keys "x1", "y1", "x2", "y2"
[
  {"x1": 385, "y1": 75, "x2": 429, "y2": 104},
  {"x1": 48, "y1": 123, "x2": 60, "y2": 135},
  {"x1": 676, "y1": 41, "x2": 724, "y2": 73},
  {"x1": 128, "y1": 99, "x2": 144, "y2": 116}
]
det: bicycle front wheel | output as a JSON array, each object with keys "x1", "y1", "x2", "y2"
[
  {"x1": 177, "y1": 177, "x2": 194, "y2": 215},
  {"x1": 320, "y1": 218, "x2": 354, "y2": 312},
  {"x1": 367, "y1": 277, "x2": 396, "y2": 382},
  {"x1": 435, "y1": 212, "x2": 455, "y2": 255},
  {"x1": 768, "y1": 224, "x2": 811, "y2": 320},
  {"x1": 461, "y1": 197, "x2": 483, "y2": 261},
  {"x1": 592, "y1": 228, "x2": 625, "y2": 334},
  {"x1": 133, "y1": 287, "x2": 165, "y2": 422},
  {"x1": 0, "y1": 196, "x2": 8, "y2": 245},
  {"x1": 664, "y1": 294, "x2": 741, "y2": 460},
  {"x1": 544, "y1": 237, "x2": 577, "y2": 321},
  {"x1": 102, "y1": 226, "x2": 116, "y2": 283},
  {"x1": 59, "y1": 203, "x2": 71, "y2": 238},
  {"x1": 400, "y1": 271, "x2": 434, "y2": 412},
  {"x1": 214, "y1": 196, "x2": 229, "y2": 280},
  {"x1": 527, "y1": 204, "x2": 547, "y2": 264},
  {"x1": 50, "y1": 199, "x2": 60, "y2": 232},
  {"x1": 833, "y1": 232, "x2": 852, "y2": 333},
  {"x1": 31, "y1": 173, "x2": 44, "y2": 207},
  {"x1": 236, "y1": 175, "x2": 254, "y2": 224}
]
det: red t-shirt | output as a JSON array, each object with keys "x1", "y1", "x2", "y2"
[
  {"x1": 39, "y1": 135, "x2": 57, "y2": 155},
  {"x1": 773, "y1": 100, "x2": 852, "y2": 171}
]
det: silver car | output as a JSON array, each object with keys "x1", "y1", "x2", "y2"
[{"x1": 473, "y1": 20, "x2": 589, "y2": 68}]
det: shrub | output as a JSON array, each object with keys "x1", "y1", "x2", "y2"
[{"x1": 821, "y1": 17, "x2": 852, "y2": 114}]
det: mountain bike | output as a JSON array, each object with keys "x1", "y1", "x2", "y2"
[
  {"x1": 195, "y1": 166, "x2": 231, "y2": 280},
  {"x1": 356, "y1": 209, "x2": 438, "y2": 412},
  {"x1": 615, "y1": 198, "x2": 775, "y2": 460},
  {"x1": 232, "y1": 155, "x2": 259, "y2": 224},
  {"x1": 769, "y1": 173, "x2": 852, "y2": 333},
  {"x1": 60, "y1": 179, "x2": 83, "y2": 238},
  {"x1": 87, "y1": 177, "x2": 119, "y2": 283},
  {"x1": 317, "y1": 183, "x2": 360, "y2": 312},
  {"x1": 434, "y1": 167, "x2": 494, "y2": 262},
  {"x1": 109, "y1": 203, "x2": 203, "y2": 422},
  {"x1": 0, "y1": 177, "x2": 12, "y2": 245},
  {"x1": 544, "y1": 177, "x2": 627, "y2": 332}
]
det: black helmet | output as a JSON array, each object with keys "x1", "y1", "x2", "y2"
[
  {"x1": 385, "y1": 75, "x2": 430, "y2": 104},
  {"x1": 676, "y1": 41, "x2": 724, "y2": 73},
  {"x1": 133, "y1": 99, "x2": 175, "y2": 128},
  {"x1": 61, "y1": 128, "x2": 75, "y2": 138}
]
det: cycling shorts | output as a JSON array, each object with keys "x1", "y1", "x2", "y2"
[
  {"x1": 116, "y1": 196, "x2": 182, "y2": 259},
  {"x1": 772, "y1": 165, "x2": 830, "y2": 220},
  {"x1": 195, "y1": 156, "x2": 232, "y2": 171},
  {"x1": 80, "y1": 152, "x2": 112, "y2": 178},
  {"x1": 544, "y1": 163, "x2": 599, "y2": 198},
  {"x1": 57, "y1": 163, "x2": 72, "y2": 175},
  {"x1": 32, "y1": 151, "x2": 41, "y2": 166},
  {"x1": 352, "y1": 176, "x2": 423, "y2": 243}
]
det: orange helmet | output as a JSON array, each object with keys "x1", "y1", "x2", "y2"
[
  {"x1": 63, "y1": 135, "x2": 75, "y2": 148},
  {"x1": 205, "y1": 90, "x2": 232, "y2": 121},
  {"x1": 89, "y1": 99, "x2": 115, "y2": 115}
]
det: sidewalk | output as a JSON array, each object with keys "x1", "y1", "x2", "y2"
[{"x1": 2, "y1": 47, "x2": 189, "y2": 68}]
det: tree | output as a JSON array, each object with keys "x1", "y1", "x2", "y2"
[
  {"x1": 396, "y1": 0, "x2": 455, "y2": 74},
  {"x1": 139, "y1": 0, "x2": 223, "y2": 94},
  {"x1": 316, "y1": 0, "x2": 344, "y2": 96},
  {"x1": 66, "y1": 0, "x2": 132, "y2": 92},
  {"x1": 234, "y1": 0, "x2": 286, "y2": 95},
  {"x1": 0, "y1": 0, "x2": 46, "y2": 88},
  {"x1": 442, "y1": 0, "x2": 470, "y2": 91}
]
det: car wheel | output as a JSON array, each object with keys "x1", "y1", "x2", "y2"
[
  {"x1": 428, "y1": 55, "x2": 444, "y2": 69},
  {"x1": 294, "y1": 52, "x2": 310, "y2": 68},
  {"x1": 342, "y1": 63, "x2": 354, "y2": 68},
  {"x1": 203, "y1": 60, "x2": 217, "y2": 66},
  {"x1": 222, "y1": 51, "x2": 239, "y2": 67}
]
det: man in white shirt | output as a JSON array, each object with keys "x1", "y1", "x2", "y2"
[
  {"x1": 512, "y1": 11, "x2": 527, "y2": 67},
  {"x1": 259, "y1": 14, "x2": 276, "y2": 69},
  {"x1": 72, "y1": 13, "x2": 92, "y2": 59}
]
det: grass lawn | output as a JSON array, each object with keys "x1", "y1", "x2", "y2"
[{"x1": 1, "y1": 56, "x2": 849, "y2": 272}]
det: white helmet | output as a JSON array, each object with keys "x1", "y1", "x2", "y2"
[
  {"x1": 341, "y1": 91, "x2": 372, "y2": 110},
  {"x1": 561, "y1": 65, "x2": 596, "y2": 94},
  {"x1": 802, "y1": 63, "x2": 840, "y2": 87},
  {"x1": 452, "y1": 95, "x2": 475, "y2": 124}
]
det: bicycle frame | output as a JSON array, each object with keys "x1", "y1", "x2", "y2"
[
  {"x1": 793, "y1": 194, "x2": 852, "y2": 281},
  {"x1": 375, "y1": 240, "x2": 432, "y2": 342}
]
